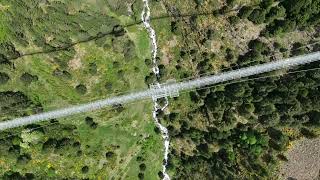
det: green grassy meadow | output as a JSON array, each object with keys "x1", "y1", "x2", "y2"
[{"x1": 0, "y1": 0, "x2": 164, "y2": 179}]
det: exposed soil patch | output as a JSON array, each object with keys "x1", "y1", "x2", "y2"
[
  {"x1": 68, "y1": 46, "x2": 84, "y2": 70},
  {"x1": 278, "y1": 138, "x2": 320, "y2": 180},
  {"x1": 161, "y1": 36, "x2": 177, "y2": 65},
  {"x1": 229, "y1": 20, "x2": 265, "y2": 53}
]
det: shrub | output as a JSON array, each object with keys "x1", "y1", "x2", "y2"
[
  {"x1": 53, "y1": 69, "x2": 72, "y2": 79},
  {"x1": 0, "y1": 91, "x2": 33, "y2": 116},
  {"x1": 88, "y1": 63, "x2": 97, "y2": 75},
  {"x1": 265, "y1": 5, "x2": 286, "y2": 23},
  {"x1": 81, "y1": 166, "x2": 89, "y2": 174},
  {"x1": 248, "y1": 39, "x2": 268, "y2": 53},
  {"x1": 106, "y1": 151, "x2": 115, "y2": 158},
  {"x1": 312, "y1": 43, "x2": 320, "y2": 52},
  {"x1": 75, "y1": 84, "x2": 87, "y2": 94},
  {"x1": 144, "y1": 59, "x2": 152, "y2": 67},
  {"x1": 300, "y1": 127, "x2": 317, "y2": 139},
  {"x1": 123, "y1": 40, "x2": 136, "y2": 59},
  {"x1": 265, "y1": 20, "x2": 297, "y2": 36},
  {"x1": 77, "y1": 150, "x2": 82, "y2": 157},
  {"x1": 168, "y1": 113, "x2": 179, "y2": 122},
  {"x1": 112, "y1": 25, "x2": 125, "y2": 37},
  {"x1": 134, "y1": 66, "x2": 140, "y2": 73},
  {"x1": 0, "y1": 54, "x2": 9, "y2": 64},
  {"x1": 0, "y1": 72, "x2": 9, "y2": 84},
  {"x1": 112, "y1": 104, "x2": 124, "y2": 113},
  {"x1": 158, "y1": 64, "x2": 166, "y2": 77},
  {"x1": 136, "y1": 156, "x2": 144, "y2": 162},
  {"x1": 139, "y1": 163, "x2": 146, "y2": 171},
  {"x1": 145, "y1": 73, "x2": 156, "y2": 85},
  {"x1": 85, "y1": 117, "x2": 94, "y2": 125},
  {"x1": 219, "y1": 6, "x2": 231, "y2": 14},
  {"x1": 117, "y1": 70, "x2": 124, "y2": 79},
  {"x1": 273, "y1": 42, "x2": 282, "y2": 50},
  {"x1": 239, "y1": 6, "x2": 254, "y2": 19},
  {"x1": 194, "y1": 0, "x2": 204, "y2": 7},
  {"x1": 0, "y1": 42, "x2": 20, "y2": 59},
  {"x1": 20, "y1": 73, "x2": 38, "y2": 85},
  {"x1": 170, "y1": 21, "x2": 178, "y2": 33},
  {"x1": 42, "y1": 138, "x2": 57, "y2": 152},
  {"x1": 2, "y1": 171, "x2": 25, "y2": 179},
  {"x1": 17, "y1": 154, "x2": 31, "y2": 165},
  {"x1": 105, "y1": 82, "x2": 113, "y2": 90},
  {"x1": 25, "y1": 173, "x2": 35, "y2": 179},
  {"x1": 225, "y1": 48, "x2": 237, "y2": 63},
  {"x1": 113, "y1": 61, "x2": 120, "y2": 68},
  {"x1": 85, "y1": 117, "x2": 98, "y2": 129},
  {"x1": 56, "y1": 138, "x2": 72, "y2": 150},
  {"x1": 291, "y1": 42, "x2": 307, "y2": 56},
  {"x1": 277, "y1": 154, "x2": 288, "y2": 162},
  {"x1": 90, "y1": 122, "x2": 98, "y2": 129},
  {"x1": 158, "y1": 171, "x2": 164, "y2": 179},
  {"x1": 138, "y1": 173, "x2": 144, "y2": 180},
  {"x1": 227, "y1": 0, "x2": 236, "y2": 7},
  {"x1": 248, "y1": 8, "x2": 267, "y2": 24},
  {"x1": 238, "y1": 50, "x2": 263, "y2": 66},
  {"x1": 228, "y1": 16, "x2": 240, "y2": 24},
  {"x1": 260, "y1": 0, "x2": 274, "y2": 9},
  {"x1": 9, "y1": 145, "x2": 20, "y2": 156}
]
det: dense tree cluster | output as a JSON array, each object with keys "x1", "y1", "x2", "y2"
[
  {"x1": 238, "y1": 39, "x2": 270, "y2": 66},
  {"x1": 237, "y1": 0, "x2": 320, "y2": 36},
  {"x1": 0, "y1": 91, "x2": 36, "y2": 119},
  {"x1": 158, "y1": 0, "x2": 320, "y2": 178},
  {"x1": 0, "y1": 121, "x2": 86, "y2": 178},
  {"x1": 167, "y1": 61, "x2": 320, "y2": 179}
]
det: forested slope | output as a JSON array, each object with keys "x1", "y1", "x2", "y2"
[{"x1": 149, "y1": 0, "x2": 320, "y2": 179}]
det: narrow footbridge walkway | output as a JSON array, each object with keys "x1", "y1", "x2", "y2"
[{"x1": 1, "y1": 52, "x2": 320, "y2": 130}]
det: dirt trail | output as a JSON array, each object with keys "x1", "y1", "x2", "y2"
[{"x1": 279, "y1": 138, "x2": 320, "y2": 180}]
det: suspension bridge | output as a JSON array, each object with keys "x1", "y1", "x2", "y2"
[{"x1": 0, "y1": 52, "x2": 320, "y2": 131}]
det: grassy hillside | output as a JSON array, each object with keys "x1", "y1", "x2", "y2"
[{"x1": 0, "y1": 0, "x2": 163, "y2": 179}]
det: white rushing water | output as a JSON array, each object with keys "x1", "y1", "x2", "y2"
[{"x1": 141, "y1": 0, "x2": 171, "y2": 179}]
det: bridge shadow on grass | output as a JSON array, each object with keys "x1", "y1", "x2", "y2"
[{"x1": 7, "y1": 10, "x2": 221, "y2": 61}]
